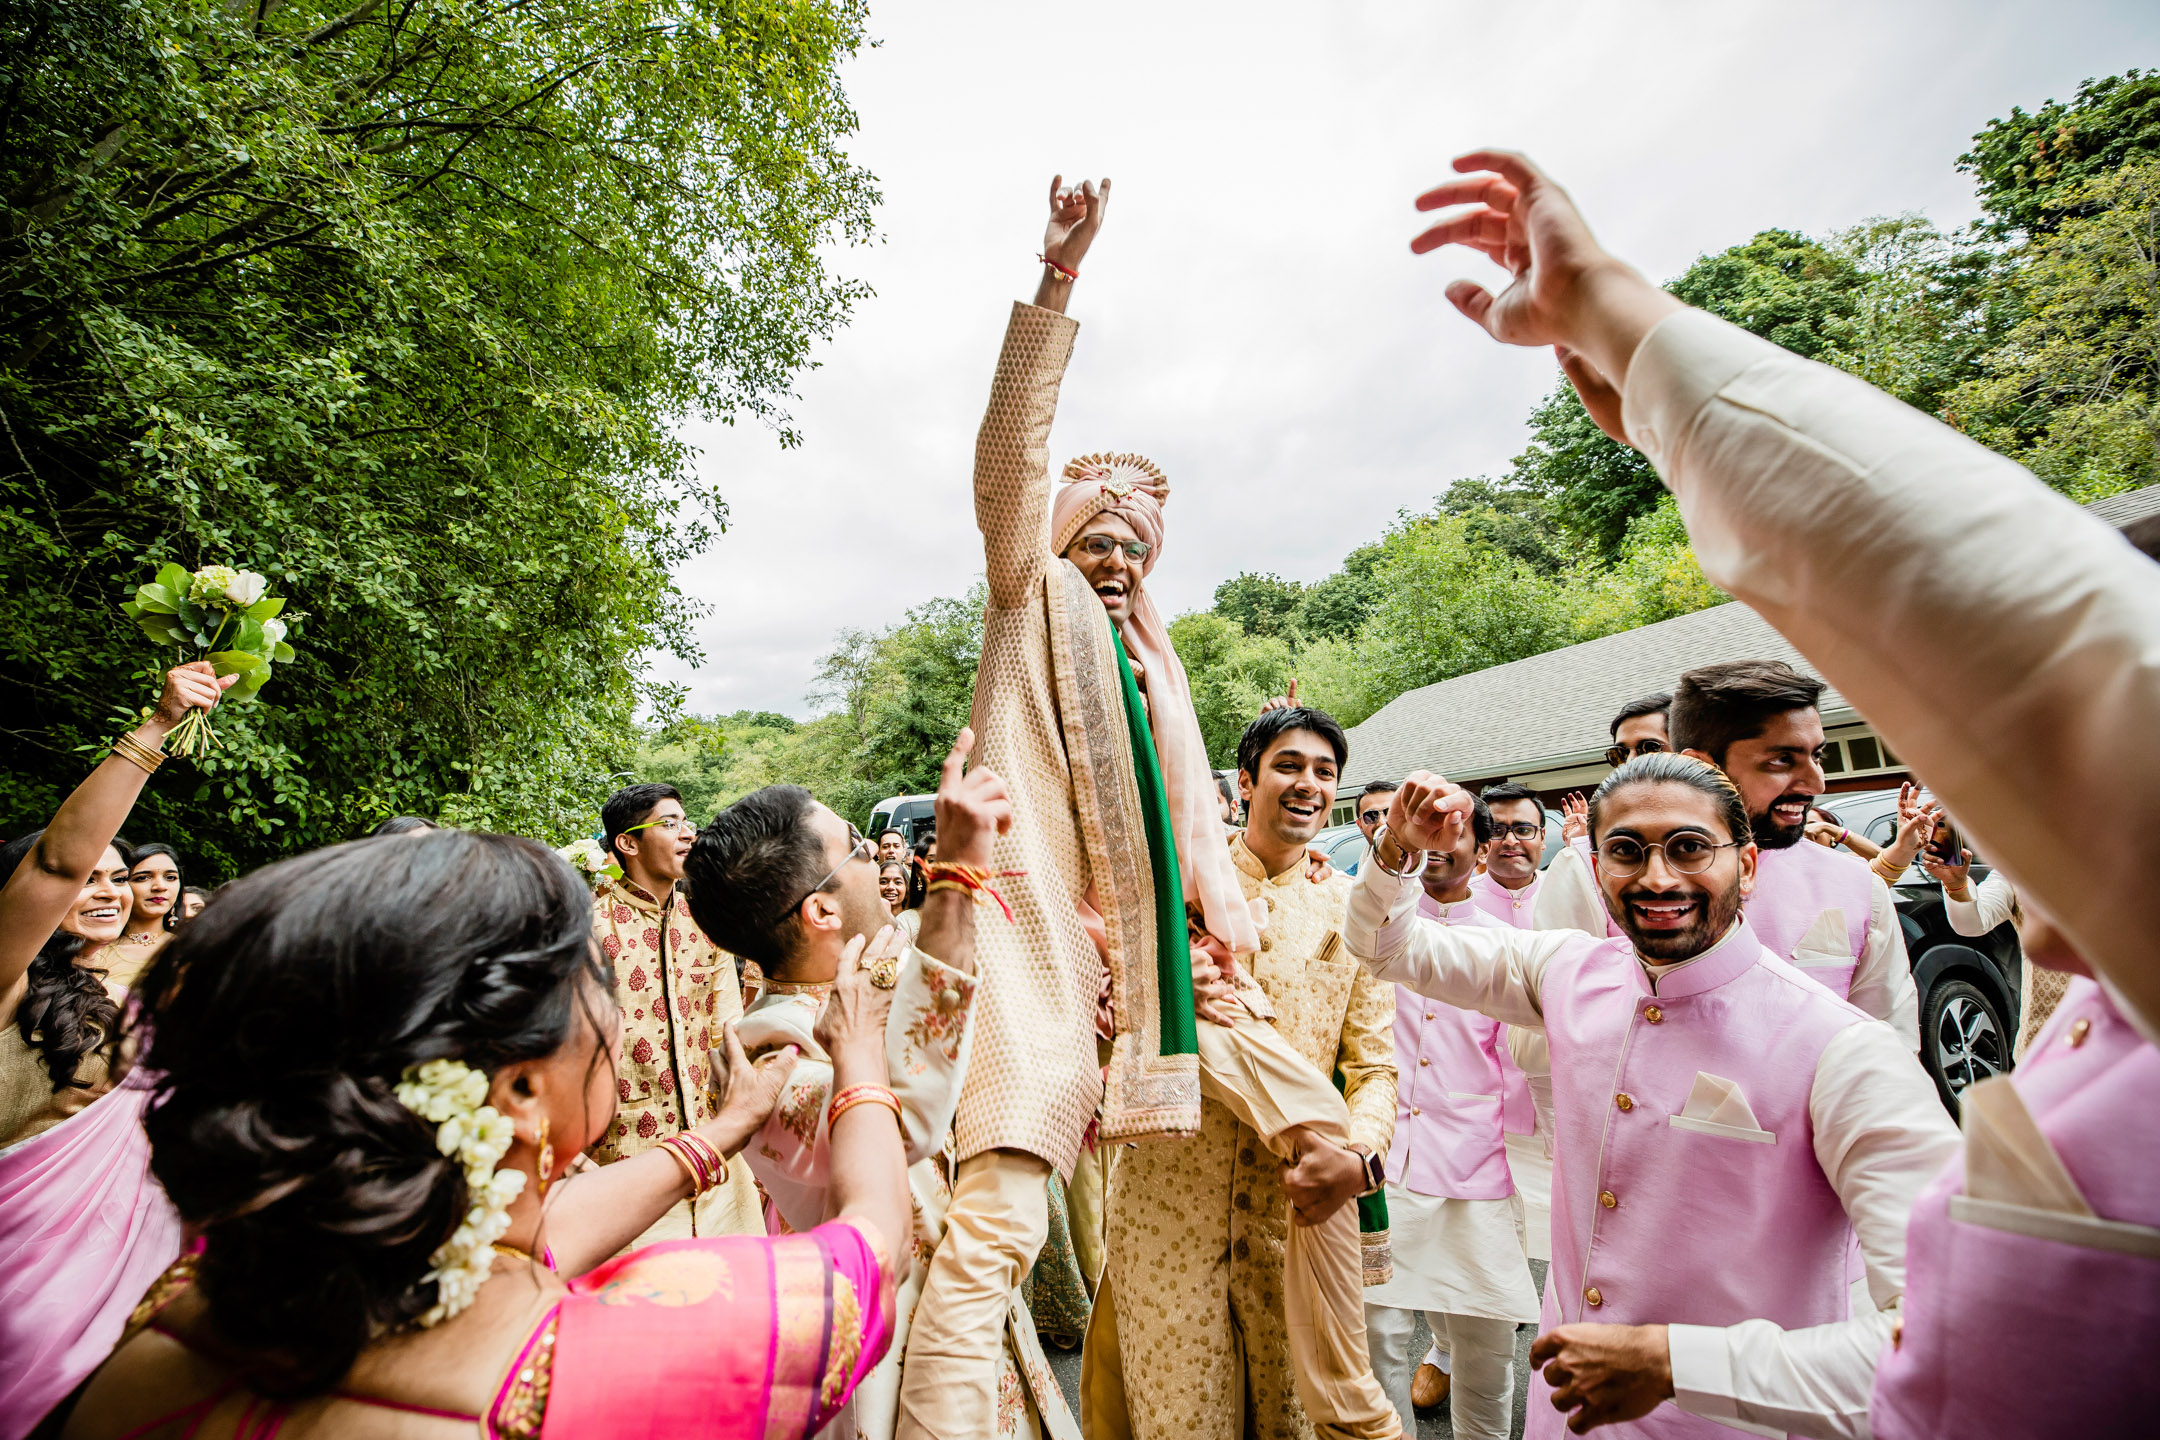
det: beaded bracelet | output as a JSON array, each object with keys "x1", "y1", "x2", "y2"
[{"x1": 827, "y1": 1083, "x2": 902, "y2": 1130}]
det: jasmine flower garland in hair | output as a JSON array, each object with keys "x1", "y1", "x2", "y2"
[{"x1": 394, "y1": 1058, "x2": 527, "y2": 1326}]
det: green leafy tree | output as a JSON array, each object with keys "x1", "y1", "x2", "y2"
[
  {"x1": 1963, "y1": 70, "x2": 2160, "y2": 237},
  {"x1": 1436, "y1": 477, "x2": 1571, "y2": 574},
  {"x1": 0, "y1": 0, "x2": 876, "y2": 872},
  {"x1": 1166, "y1": 611, "x2": 1295, "y2": 766},
  {"x1": 1950, "y1": 160, "x2": 2160, "y2": 500},
  {"x1": 1211, "y1": 571, "x2": 1306, "y2": 639},
  {"x1": 1506, "y1": 228, "x2": 1872, "y2": 556},
  {"x1": 1291, "y1": 542, "x2": 1385, "y2": 640},
  {"x1": 1822, "y1": 215, "x2": 2001, "y2": 417}
]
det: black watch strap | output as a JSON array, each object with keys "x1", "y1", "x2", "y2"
[{"x1": 1358, "y1": 1147, "x2": 1386, "y2": 1197}]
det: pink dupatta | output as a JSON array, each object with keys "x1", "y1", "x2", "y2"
[
  {"x1": 541, "y1": 1223, "x2": 890, "y2": 1439},
  {"x1": 0, "y1": 1067, "x2": 182, "y2": 1440}
]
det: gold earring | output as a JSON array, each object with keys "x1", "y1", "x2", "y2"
[{"x1": 536, "y1": 1118, "x2": 554, "y2": 1200}]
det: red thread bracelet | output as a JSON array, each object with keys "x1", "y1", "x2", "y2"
[{"x1": 1037, "y1": 254, "x2": 1078, "y2": 281}]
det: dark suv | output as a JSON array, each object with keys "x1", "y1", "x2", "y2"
[{"x1": 1815, "y1": 787, "x2": 2022, "y2": 1114}]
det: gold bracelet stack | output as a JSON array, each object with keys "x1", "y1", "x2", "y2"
[
  {"x1": 826, "y1": 1083, "x2": 902, "y2": 1130},
  {"x1": 111, "y1": 731, "x2": 165, "y2": 776},
  {"x1": 657, "y1": 1132, "x2": 728, "y2": 1195}
]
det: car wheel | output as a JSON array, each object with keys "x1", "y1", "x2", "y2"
[{"x1": 1921, "y1": 977, "x2": 2009, "y2": 1116}]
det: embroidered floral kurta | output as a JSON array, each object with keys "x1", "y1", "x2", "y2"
[
  {"x1": 587, "y1": 877, "x2": 761, "y2": 1237},
  {"x1": 1100, "y1": 835, "x2": 1397, "y2": 1439},
  {"x1": 735, "y1": 952, "x2": 1078, "y2": 1440}
]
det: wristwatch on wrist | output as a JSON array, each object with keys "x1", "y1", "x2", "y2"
[{"x1": 1355, "y1": 1146, "x2": 1385, "y2": 1197}]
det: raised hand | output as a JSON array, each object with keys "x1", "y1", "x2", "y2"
[
  {"x1": 1042, "y1": 175, "x2": 1111, "y2": 276},
  {"x1": 1560, "y1": 791, "x2": 1590, "y2": 844},
  {"x1": 1386, "y1": 770, "x2": 1476, "y2": 853},
  {"x1": 1411, "y1": 151, "x2": 1680, "y2": 441},
  {"x1": 1260, "y1": 677, "x2": 1299, "y2": 714},
  {"x1": 932, "y1": 727, "x2": 1013, "y2": 872},
  {"x1": 150, "y1": 660, "x2": 236, "y2": 734}
]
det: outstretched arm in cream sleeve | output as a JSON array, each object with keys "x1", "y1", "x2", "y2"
[
  {"x1": 1407, "y1": 148, "x2": 2160, "y2": 1041},
  {"x1": 975, "y1": 177, "x2": 1108, "y2": 609}
]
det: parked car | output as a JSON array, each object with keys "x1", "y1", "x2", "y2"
[
  {"x1": 1813, "y1": 787, "x2": 2022, "y2": 1114},
  {"x1": 1310, "y1": 822, "x2": 1371, "y2": 875},
  {"x1": 865, "y1": 793, "x2": 937, "y2": 850}
]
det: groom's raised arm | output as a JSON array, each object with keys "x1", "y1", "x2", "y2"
[{"x1": 975, "y1": 176, "x2": 1108, "y2": 611}]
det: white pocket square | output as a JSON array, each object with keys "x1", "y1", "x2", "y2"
[
  {"x1": 1680, "y1": 1072, "x2": 1762, "y2": 1129},
  {"x1": 1668, "y1": 1072, "x2": 1775, "y2": 1143}
]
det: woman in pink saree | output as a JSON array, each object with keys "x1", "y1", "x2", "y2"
[
  {"x1": 1, "y1": 664, "x2": 229, "y2": 1440},
  {"x1": 53, "y1": 829, "x2": 911, "y2": 1440}
]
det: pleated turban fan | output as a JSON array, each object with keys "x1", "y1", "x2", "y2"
[{"x1": 1051, "y1": 454, "x2": 1261, "y2": 956}]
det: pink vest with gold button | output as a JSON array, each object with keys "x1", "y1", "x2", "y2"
[
  {"x1": 1744, "y1": 841, "x2": 1875, "y2": 1001},
  {"x1": 1527, "y1": 920, "x2": 1869, "y2": 1440},
  {"x1": 1387, "y1": 894, "x2": 1515, "y2": 1200},
  {"x1": 1870, "y1": 978, "x2": 2160, "y2": 1440},
  {"x1": 1469, "y1": 867, "x2": 1541, "y2": 929}
]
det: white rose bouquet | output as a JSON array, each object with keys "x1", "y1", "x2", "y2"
[
  {"x1": 120, "y1": 562, "x2": 297, "y2": 759},
  {"x1": 555, "y1": 836, "x2": 622, "y2": 887}
]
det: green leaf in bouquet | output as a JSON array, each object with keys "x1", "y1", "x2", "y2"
[
  {"x1": 133, "y1": 584, "x2": 180, "y2": 614},
  {"x1": 272, "y1": 641, "x2": 295, "y2": 663},
  {"x1": 232, "y1": 616, "x2": 265, "y2": 653},
  {"x1": 244, "y1": 597, "x2": 285, "y2": 622},
  {"x1": 155, "y1": 562, "x2": 191, "y2": 595},
  {"x1": 226, "y1": 663, "x2": 273, "y2": 702},
  {"x1": 120, "y1": 600, "x2": 143, "y2": 621},
  {"x1": 209, "y1": 650, "x2": 268, "y2": 678}
]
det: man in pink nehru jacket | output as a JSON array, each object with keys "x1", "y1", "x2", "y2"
[
  {"x1": 1406, "y1": 144, "x2": 2160, "y2": 1440},
  {"x1": 1347, "y1": 758, "x2": 1957, "y2": 1438}
]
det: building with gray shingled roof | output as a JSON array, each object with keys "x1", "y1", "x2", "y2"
[{"x1": 1330, "y1": 482, "x2": 2160, "y2": 821}]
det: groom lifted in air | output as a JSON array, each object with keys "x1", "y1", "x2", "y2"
[{"x1": 893, "y1": 178, "x2": 1399, "y2": 1440}]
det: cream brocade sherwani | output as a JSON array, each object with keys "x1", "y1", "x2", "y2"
[
  {"x1": 1087, "y1": 836, "x2": 1399, "y2": 1440},
  {"x1": 905, "y1": 300, "x2": 1204, "y2": 1440},
  {"x1": 586, "y1": 876, "x2": 762, "y2": 1240}
]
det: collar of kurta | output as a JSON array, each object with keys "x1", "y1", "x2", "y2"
[
  {"x1": 1229, "y1": 831, "x2": 1306, "y2": 887},
  {"x1": 600, "y1": 877, "x2": 668, "y2": 915},
  {"x1": 1633, "y1": 917, "x2": 1764, "y2": 999}
]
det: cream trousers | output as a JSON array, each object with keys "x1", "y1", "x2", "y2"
[
  {"x1": 896, "y1": 1148, "x2": 1053, "y2": 1440},
  {"x1": 1084, "y1": 1013, "x2": 1401, "y2": 1440},
  {"x1": 1366, "y1": 1305, "x2": 1518, "y2": 1440}
]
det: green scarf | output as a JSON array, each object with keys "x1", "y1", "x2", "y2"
[{"x1": 1109, "y1": 629, "x2": 1198, "y2": 1059}]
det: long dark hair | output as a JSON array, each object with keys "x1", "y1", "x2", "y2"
[
  {"x1": 1, "y1": 830, "x2": 124, "y2": 1091},
  {"x1": 124, "y1": 841, "x2": 185, "y2": 920},
  {"x1": 130, "y1": 830, "x2": 608, "y2": 1394}
]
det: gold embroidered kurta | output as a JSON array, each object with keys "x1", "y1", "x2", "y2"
[
  {"x1": 1097, "y1": 836, "x2": 1397, "y2": 1440},
  {"x1": 961, "y1": 301, "x2": 1201, "y2": 1179},
  {"x1": 586, "y1": 876, "x2": 761, "y2": 1236}
]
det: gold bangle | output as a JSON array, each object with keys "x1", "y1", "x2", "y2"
[
  {"x1": 827, "y1": 1085, "x2": 902, "y2": 1129},
  {"x1": 111, "y1": 732, "x2": 164, "y2": 775}
]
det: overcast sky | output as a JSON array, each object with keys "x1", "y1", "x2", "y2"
[{"x1": 652, "y1": 0, "x2": 2159, "y2": 719}]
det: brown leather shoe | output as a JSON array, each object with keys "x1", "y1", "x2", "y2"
[{"x1": 1411, "y1": 1362, "x2": 1450, "y2": 1409}]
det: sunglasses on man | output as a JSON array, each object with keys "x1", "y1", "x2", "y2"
[{"x1": 1604, "y1": 737, "x2": 1670, "y2": 768}]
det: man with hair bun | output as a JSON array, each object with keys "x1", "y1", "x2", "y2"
[
  {"x1": 587, "y1": 780, "x2": 761, "y2": 1242},
  {"x1": 1345, "y1": 757, "x2": 1956, "y2": 1438}
]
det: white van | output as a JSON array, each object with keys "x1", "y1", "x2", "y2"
[{"x1": 866, "y1": 793, "x2": 937, "y2": 850}]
